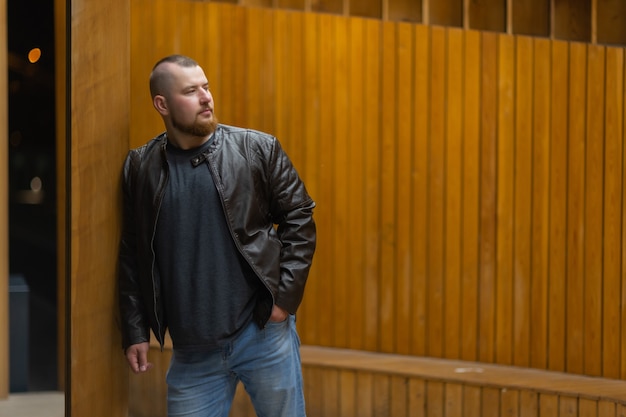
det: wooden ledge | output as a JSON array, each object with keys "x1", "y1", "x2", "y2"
[{"x1": 300, "y1": 345, "x2": 626, "y2": 405}]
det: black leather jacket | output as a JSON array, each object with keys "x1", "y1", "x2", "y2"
[{"x1": 118, "y1": 124, "x2": 316, "y2": 350}]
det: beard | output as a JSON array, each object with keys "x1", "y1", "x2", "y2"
[{"x1": 172, "y1": 112, "x2": 219, "y2": 137}]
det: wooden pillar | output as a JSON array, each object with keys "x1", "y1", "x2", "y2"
[
  {"x1": 0, "y1": 0, "x2": 8, "y2": 401},
  {"x1": 57, "y1": 0, "x2": 131, "y2": 414}
]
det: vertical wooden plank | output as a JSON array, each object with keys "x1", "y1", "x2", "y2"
[
  {"x1": 444, "y1": 383, "x2": 463, "y2": 416},
  {"x1": 200, "y1": 3, "x2": 223, "y2": 129},
  {"x1": 460, "y1": 29, "x2": 481, "y2": 362},
  {"x1": 71, "y1": 0, "x2": 130, "y2": 415},
  {"x1": 426, "y1": 381, "x2": 444, "y2": 417},
  {"x1": 219, "y1": 4, "x2": 237, "y2": 124},
  {"x1": 339, "y1": 371, "x2": 357, "y2": 417},
  {"x1": 529, "y1": 38, "x2": 551, "y2": 371},
  {"x1": 373, "y1": 374, "x2": 391, "y2": 417},
  {"x1": 444, "y1": 27, "x2": 464, "y2": 360},
  {"x1": 322, "y1": 369, "x2": 340, "y2": 416},
  {"x1": 299, "y1": 11, "x2": 321, "y2": 345},
  {"x1": 408, "y1": 379, "x2": 426, "y2": 417},
  {"x1": 501, "y1": 388, "x2": 520, "y2": 417},
  {"x1": 272, "y1": 9, "x2": 301, "y2": 156},
  {"x1": 584, "y1": 44, "x2": 605, "y2": 377},
  {"x1": 331, "y1": 13, "x2": 350, "y2": 350},
  {"x1": 152, "y1": 0, "x2": 177, "y2": 56},
  {"x1": 255, "y1": 7, "x2": 276, "y2": 132},
  {"x1": 70, "y1": 0, "x2": 133, "y2": 414},
  {"x1": 129, "y1": 0, "x2": 157, "y2": 145},
  {"x1": 478, "y1": 31, "x2": 499, "y2": 364},
  {"x1": 411, "y1": 24, "x2": 430, "y2": 357},
  {"x1": 356, "y1": 372, "x2": 374, "y2": 417},
  {"x1": 623, "y1": 46, "x2": 626, "y2": 382},
  {"x1": 228, "y1": 5, "x2": 247, "y2": 127},
  {"x1": 346, "y1": 16, "x2": 366, "y2": 351},
  {"x1": 428, "y1": 25, "x2": 447, "y2": 358},
  {"x1": 174, "y1": 0, "x2": 193, "y2": 55},
  {"x1": 396, "y1": 21, "x2": 414, "y2": 356},
  {"x1": 391, "y1": 376, "x2": 409, "y2": 417},
  {"x1": 603, "y1": 47, "x2": 624, "y2": 379},
  {"x1": 598, "y1": 401, "x2": 616, "y2": 417},
  {"x1": 559, "y1": 396, "x2": 578, "y2": 417},
  {"x1": 591, "y1": 0, "x2": 598, "y2": 43},
  {"x1": 463, "y1": 385, "x2": 482, "y2": 417},
  {"x1": 578, "y1": 398, "x2": 597, "y2": 417},
  {"x1": 519, "y1": 390, "x2": 539, "y2": 417},
  {"x1": 539, "y1": 394, "x2": 558, "y2": 417},
  {"x1": 272, "y1": 9, "x2": 288, "y2": 144},
  {"x1": 547, "y1": 40, "x2": 569, "y2": 373},
  {"x1": 362, "y1": 17, "x2": 381, "y2": 352},
  {"x1": 380, "y1": 19, "x2": 397, "y2": 354},
  {"x1": 566, "y1": 41, "x2": 588, "y2": 375},
  {"x1": 288, "y1": 10, "x2": 306, "y2": 169},
  {"x1": 482, "y1": 387, "x2": 501, "y2": 417},
  {"x1": 496, "y1": 33, "x2": 515, "y2": 366},
  {"x1": 316, "y1": 11, "x2": 335, "y2": 348},
  {"x1": 513, "y1": 35, "x2": 533, "y2": 368},
  {"x1": 245, "y1": 6, "x2": 262, "y2": 128},
  {"x1": 303, "y1": 367, "x2": 323, "y2": 417}
]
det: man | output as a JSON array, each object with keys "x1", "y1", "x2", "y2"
[{"x1": 118, "y1": 54, "x2": 316, "y2": 417}]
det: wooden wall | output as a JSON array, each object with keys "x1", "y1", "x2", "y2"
[
  {"x1": 208, "y1": 0, "x2": 626, "y2": 45},
  {"x1": 58, "y1": 0, "x2": 131, "y2": 415},
  {"x1": 0, "y1": 0, "x2": 8, "y2": 400},
  {"x1": 133, "y1": 343, "x2": 626, "y2": 417},
  {"x1": 131, "y1": 1, "x2": 626, "y2": 381}
]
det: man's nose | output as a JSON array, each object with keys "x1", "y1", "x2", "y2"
[{"x1": 199, "y1": 90, "x2": 211, "y2": 103}]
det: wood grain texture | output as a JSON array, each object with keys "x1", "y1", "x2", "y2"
[{"x1": 68, "y1": 0, "x2": 130, "y2": 415}]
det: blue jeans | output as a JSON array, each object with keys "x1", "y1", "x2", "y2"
[{"x1": 165, "y1": 315, "x2": 306, "y2": 417}]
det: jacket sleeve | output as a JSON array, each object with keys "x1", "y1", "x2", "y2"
[
  {"x1": 266, "y1": 139, "x2": 316, "y2": 314},
  {"x1": 118, "y1": 151, "x2": 151, "y2": 350}
]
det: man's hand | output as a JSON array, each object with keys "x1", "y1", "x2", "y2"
[
  {"x1": 125, "y1": 342, "x2": 154, "y2": 374},
  {"x1": 269, "y1": 305, "x2": 289, "y2": 322}
]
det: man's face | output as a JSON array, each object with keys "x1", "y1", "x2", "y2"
[{"x1": 162, "y1": 64, "x2": 218, "y2": 137}]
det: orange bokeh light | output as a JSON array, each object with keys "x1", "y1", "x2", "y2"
[{"x1": 28, "y1": 48, "x2": 42, "y2": 63}]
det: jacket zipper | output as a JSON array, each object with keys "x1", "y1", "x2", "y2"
[{"x1": 150, "y1": 147, "x2": 168, "y2": 350}]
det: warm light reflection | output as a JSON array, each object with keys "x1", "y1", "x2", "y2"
[{"x1": 28, "y1": 48, "x2": 42, "y2": 63}]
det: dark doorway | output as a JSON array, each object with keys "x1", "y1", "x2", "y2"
[{"x1": 7, "y1": 0, "x2": 58, "y2": 391}]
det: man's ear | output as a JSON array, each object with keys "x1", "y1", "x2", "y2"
[{"x1": 153, "y1": 95, "x2": 168, "y2": 115}]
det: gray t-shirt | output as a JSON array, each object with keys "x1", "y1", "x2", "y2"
[{"x1": 154, "y1": 138, "x2": 261, "y2": 352}]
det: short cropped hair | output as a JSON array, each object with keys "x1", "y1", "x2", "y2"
[{"x1": 149, "y1": 54, "x2": 200, "y2": 98}]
